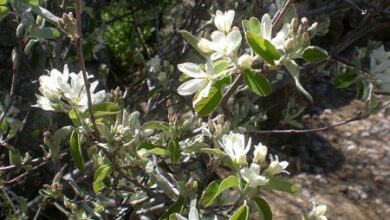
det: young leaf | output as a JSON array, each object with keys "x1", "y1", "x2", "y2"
[
  {"x1": 193, "y1": 83, "x2": 222, "y2": 116},
  {"x1": 242, "y1": 17, "x2": 261, "y2": 34},
  {"x1": 168, "y1": 139, "x2": 181, "y2": 163},
  {"x1": 301, "y1": 46, "x2": 328, "y2": 62},
  {"x1": 0, "y1": 0, "x2": 8, "y2": 5},
  {"x1": 228, "y1": 204, "x2": 249, "y2": 220},
  {"x1": 92, "y1": 102, "x2": 121, "y2": 118},
  {"x1": 265, "y1": 177, "x2": 298, "y2": 194},
  {"x1": 283, "y1": 60, "x2": 313, "y2": 103},
  {"x1": 93, "y1": 164, "x2": 111, "y2": 193},
  {"x1": 70, "y1": 131, "x2": 85, "y2": 171},
  {"x1": 179, "y1": 30, "x2": 208, "y2": 58},
  {"x1": 160, "y1": 197, "x2": 185, "y2": 220},
  {"x1": 253, "y1": 197, "x2": 272, "y2": 220},
  {"x1": 243, "y1": 69, "x2": 272, "y2": 96},
  {"x1": 147, "y1": 148, "x2": 169, "y2": 156},
  {"x1": 143, "y1": 121, "x2": 170, "y2": 132},
  {"x1": 246, "y1": 32, "x2": 281, "y2": 66},
  {"x1": 202, "y1": 176, "x2": 239, "y2": 207}
]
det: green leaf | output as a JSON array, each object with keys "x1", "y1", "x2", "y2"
[
  {"x1": 228, "y1": 204, "x2": 249, "y2": 220},
  {"x1": 70, "y1": 131, "x2": 85, "y2": 171},
  {"x1": 93, "y1": 164, "x2": 111, "y2": 193},
  {"x1": 193, "y1": 83, "x2": 222, "y2": 116},
  {"x1": 253, "y1": 197, "x2": 272, "y2": 220},
  {"x1": 200, "y1": 148, "x2": 226, "y2": 157},
  {"x1": 92, "y1": 102, "x2": 121, "y2": 118},
  {"x1": 138, "y1": 143, "x2": 169, "y2": 156},
  {"x1": 301, "y1": 46, "x2": 328, "y2": 62},
  {"x1": 246, "y1": 32, "x2": 281, "y2": 66},
  {"x1": 27, "y1": 25, "x2": 60, "y2": 39},
  {"x1": 243, "y1": 69, "x2": 272, "y2": 96},
  {"x1": 214, "y1": 58, "x2": 230, "y2": 74},
  {"x1": 0, "y1": 6, "x2": 9, "y2": 22},
  {"x1": 283, "y1": 60, "x2": 313, "y2": 103},
  {"x1": 333, "y1": 70, "x2": 358, "y2": 88},
  {"x1": 242, "y1": 17, "x2": 261, "y2": 34},
  {"x1": 202, "y1": 176, "x2": 239, "y2": 207},
  {"x1": 147, "y1": 148, "x2": 169, "y2": 156},
  {"x1": 31, "y1": 6, "x2": 60, "y2": 24},
  {"x1": 49, "y1": 126, "x2": 74, "y2": 161},
  {"x1": 96, "y1": 122, "x2": 111, "y2": 140},
  {"x1": 0, "y1": 0, "x2": 8, "y2": 5},
  {"x1": 179, "y1": 30, "x2": 208, "y2": 58},
  {"x1": 68, "y1": 109, "x2": 83, "y2": 127},
  {"x1": 9, "y1": 148, "x2": 21, "y2": 166},
  {"x1": 265, "y1": 177, "x2": 298, "y2": 194},
  {"x1": 160, "y1": 197, "x2": 185, "y2": 220},
  {"x1": 28, "y1": 0, "x2": 39, "y2": 6},
  {"x1": 168, "y1": 139, "x2": 180, "y2": 163},
  {"x1": 143, "y1": 121, "x2": 170, "y2": 132}
]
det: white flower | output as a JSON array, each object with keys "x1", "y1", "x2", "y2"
[
  {"x1": 265, "y1": 155, "x2": 289, "y2": 175},
  {"x1": 237, "y1": 54, "x2": 253, "y2": 69},
  {"x1": 214, "y1": 10, "x2": 235, "y2": 33},
  {"x1": 177, "y1": 60, "x2": 231, "y2": 96},
  {"x1": 253, "y1": 143, "x2": 267, "y2": 164},
  {"x1": 240, "y1": 163, "x2": 268, "y2": 188},
  {"x1": 65, "y1": 72, "x2": 106, "y2": 110},
  {"x1": 35, "y1": 65, "x2": 106, "y2": 112},
  {"x1": 198, "y1": 38, "x2": 213, "y2": 53},
  {"x1": 260, "y1": 14, "x2": 289, "y2": 50},
  {"x1": 198, "y1": 28, "x2": 242, "y2": 60},
  {"x1": 307, "y1": 203, "x2": 328, "y2": 220},
  {"x1": 219, "y1": 132, "x2": 251, "y2": 166}
]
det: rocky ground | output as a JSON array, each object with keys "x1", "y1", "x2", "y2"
[{"x1": 261, "y1": 100, "x2": 390, "y2": 219}]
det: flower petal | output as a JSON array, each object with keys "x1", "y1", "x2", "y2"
[
  {"x1": 225, "y1": 28, "x2": 242, "y2": 55},
  {"x1": 177, "y1": 63, "x2": 206, "y2": 78},
  {"x1": 261, "y1": 13, "x2": 272, "y2": 40},
  {"x1": 177, "y1": 78, "x2": 206, "y2": 96}
]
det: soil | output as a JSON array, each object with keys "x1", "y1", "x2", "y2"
[{"x1": 261, "y1": 99, "x2": 390, "y2": 219}]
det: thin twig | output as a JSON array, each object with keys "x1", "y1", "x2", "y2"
[
  {"x1": 75, "y1": 0, "x2": 99, "y2": 136},
  {"x1": 249, "y1": 112, "x2": 364, "y2": 134},
  {"x1": 272, "y1": 0, "x2": 295, "y2": 33},
  {"x1": 220, "y1": 73, "x2": 243, "y2": 109}
]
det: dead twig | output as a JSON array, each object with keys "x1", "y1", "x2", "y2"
[{"x1": 249, "y1": 112, "x2": 364, "y2": 134}]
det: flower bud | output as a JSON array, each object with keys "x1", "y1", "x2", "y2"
[
  {"x1": 197, "y1": 38, "x2": 213, "y2": 53},
  {"x1": 290, "y1": 17, "x2": 298, "y2": 34},
  {"x1": 301, "y1": 17, "x2": 308, "y2": 27},
  {"x1": 302, "y1": 32, "x2": 310, "y2": 48},
  {"x1": 253, "y1": 143, "x2": 267, "y2": 164},
  {"x1": 58, "y1": 12, "x2": 78, "y2": 41},
  {"x1": 265, "y1": 155, "x2": 289, "y2": 175},
  {"x1": 284, "y1": 37, "x2": 295, "y2": 54},
  {"x1": 238, "y1": 54, "x2": 253, "y2": 69}
]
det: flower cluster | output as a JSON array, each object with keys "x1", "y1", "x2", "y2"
[
  {"x1": 219, "y1": 132, "x2": 289, "y2": 188},
  {"x1": 35, "y1": 65, "x2": 106, "y2": 113},
  {"x1": 176, "y1": 10, "x2": 239, "y2": 106},
  {"x1": 198, "y1": 10, "x2": 242, "y2": 60}
]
